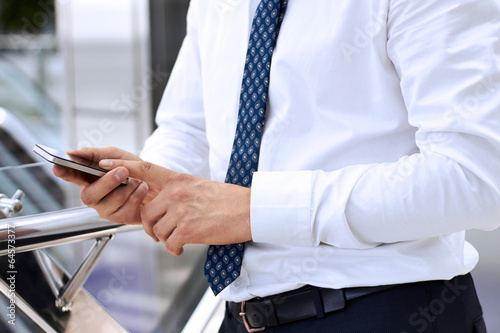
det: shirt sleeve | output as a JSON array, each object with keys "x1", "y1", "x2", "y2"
[
  {"x1": 250, "y1": 0, "x2": 500, "y2": 248},
  {"x1": 140, "y1": 0, "x2": 210, "y2": 179}
]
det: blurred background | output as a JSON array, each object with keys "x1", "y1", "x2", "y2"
[
  {"x1": 0, "y1": 1, "x2": 211, "y2": 332},
  {"x1": 0, "y1": 0, "x2": 498, "y2": 332}
]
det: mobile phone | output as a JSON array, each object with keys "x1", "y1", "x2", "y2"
[{"x1": 33, "y1": 144, "x2": 127, "y2": 184}]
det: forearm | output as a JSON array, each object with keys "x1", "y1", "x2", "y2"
[{"x1": 251, "y1": 141, "x2": 500, "y2": 249}]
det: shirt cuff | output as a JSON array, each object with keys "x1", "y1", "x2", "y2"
[{"x1": 250, "y1": 171, "x2": 313, "y2": 246}]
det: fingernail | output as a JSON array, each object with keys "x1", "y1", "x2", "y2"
[
  {"x1": 100, "y1": 160, "x2": 113, "y2": 168},
  {"x1": 140, "y1": 182, "x2": 149, "y2": 194},
  {"x1": 115, "y1": 168, "x2": 127, "y2": 181}
]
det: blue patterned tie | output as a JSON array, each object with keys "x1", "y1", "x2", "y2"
[{"x1": 204, "y1": 0, "x2": 288, "y2": 296}]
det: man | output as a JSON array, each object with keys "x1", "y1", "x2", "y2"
[{"x1": 55, "y1": 0, "x2": 500, "y2": 331}]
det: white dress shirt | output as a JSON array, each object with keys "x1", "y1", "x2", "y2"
[{"x1": 141, "y1": 0, "x2": 500, "y2": 302}]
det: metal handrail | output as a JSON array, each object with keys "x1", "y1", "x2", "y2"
[
  {"x1": 0, "y1": 206, "x2": 142, "y2": 256},
  {"x1": 0, "y1": 206, "x2": 139, "y2": 331}
]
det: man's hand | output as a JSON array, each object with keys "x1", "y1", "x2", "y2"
[
  {"x1": 100, "y1": 159, "x2": 252, "y2": 256},
  {"x1": 53, "y1": 147, "x2": 149, "y2": 225}
]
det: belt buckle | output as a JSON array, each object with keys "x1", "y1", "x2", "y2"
[{"x1": 239, "y1": 301, "x2": 266, "y2": 332}]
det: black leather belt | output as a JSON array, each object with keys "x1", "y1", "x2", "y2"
[{"x1": 228, "y1": 284, "x2": 395, "y2": 332}]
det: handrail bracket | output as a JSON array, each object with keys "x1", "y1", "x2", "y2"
[{"x1": 35, "y1": 235, "x2": 115, "y2": 312}]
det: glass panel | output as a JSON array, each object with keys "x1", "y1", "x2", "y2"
[
  {"x1": 0, "y1": 160, "x2": 70, "y2": 216},
  {"x1": 0, "y1": 0, "x2": 65, "y2": 212},
  {"x1": 0, "y1": 0, "x2": 64, "y2": 167},
  {"x1": 0, "y1": 2, "x2": 206, "y2": 332},
  {"x1": 0, "y1": 61, "x2": 61, "y2": 150}
]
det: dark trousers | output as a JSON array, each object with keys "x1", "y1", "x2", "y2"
[{"x1": 219, "y1": 273, "x2": 487, "y2": 333}]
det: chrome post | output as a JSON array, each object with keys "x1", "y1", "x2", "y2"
[
  {"x1": 34, "y1": 249, "x2": 67, "y2": 298},
  {"x1": 55, "y1": 235, "x2": 114, "y2": 311},
  {"x1": 0, "y1": 189, "x2": 24, "y2": 218}
]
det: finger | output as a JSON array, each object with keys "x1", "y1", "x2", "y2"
[
  {"x1": 146, "y1": 210, "x2": 177, "y2": 244},
  {"x1": 140, "y1": 199, "x2": 171, "y2": 243},
  {"x1": 53, "y1": 165, "x2": 95, "y2": 190},
  {"x1": 142, "y1": 217, "x2": 160, "y2": 242},
  {"x1": 140, "y1": 193, "x2": 171, "y2": 228},
  {"x1": 164, "y1": 228, "x2": 185, "y2": 256},
  {"x1": 99, "y1": 160, "x2": 173, "y2": 184},
  {"x1": 67, "y1": 146, "x2": 130, "y2": 163},
  {"x1": 80, "y1": 167, "x2": 130, "y2": 207},
  {"x1": 106, "y1": 181, "x2": 149, "y2": 225},
  {"x1": 93, "y1": 177, "x2": 143, "y2": 219}
]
